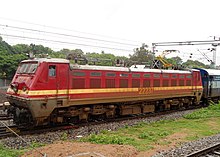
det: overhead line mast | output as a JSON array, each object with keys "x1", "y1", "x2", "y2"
[{"x1": 152, "y1": 39, "x2": 220, "y2": 68}]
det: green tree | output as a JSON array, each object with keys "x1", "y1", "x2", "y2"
[
  {"x1": 129, "y1": 43, "x2": 153, "y2": 67},
  {"x1": 86, "y1": 52, "x2": 115, "y2": 66},
  {"x1": 0, "y1": 38, "x2": 27, "y2": 79},
  {"x1": 33, "y1": 44, "x2": 53, "y2": 54},
  {"x1": 182, "y1": 59, "x2": 206, "y2": 68},
  {"x1": 166, "y1": 56, "x2": 183, "y2": 66},
  {"x1": 86, "y1": 51, "x2": 128, "y2": 66},
  {"x1": 13, "y1": 44, "x2": 30, "y2": 54},
  {"x1": 61, "y1": 48, "x2": 84, "y2": 60}
]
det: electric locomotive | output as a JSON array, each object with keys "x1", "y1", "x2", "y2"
[{"x1": 6, "y1": 58, "x2": 203, "y2": 127}]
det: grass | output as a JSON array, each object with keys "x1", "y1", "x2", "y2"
[
  {"x1": 0, "y1": 141, "x2": 45, "y2": 157},
  {"x1": 80, "y1": 104, "x2": 220, "y2": 151},
  {"x1": 0, "y1": 144, "x2": 22, "y2": 157},
  {"x1": 2, "y1": 104, "x2": 220, "y2": 156},
  {"x1": 183, "y1": 104, "x2": 220, "y2": 119}
]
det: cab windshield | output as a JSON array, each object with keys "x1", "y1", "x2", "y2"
[{"x1": 17, "y1": 62, "x2": 38, "y2": 74}]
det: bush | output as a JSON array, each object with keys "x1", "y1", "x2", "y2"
[
  {"x1": 61, "y1": 132, "x2": 68, "y2": 140},
  {"x1": 84, "y1": 134, "x2": 135, "y2": 145},
  {"x1": 0, "y1": 144, "x2": 22, "y2": 157},
  {"x1": 138, "y1": 132, "x2": 155, "y2": 141}
]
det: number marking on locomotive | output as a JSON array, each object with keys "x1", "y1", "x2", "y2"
[{"x1": 138, "y1": 87, "x2": 154, "y2": 95}]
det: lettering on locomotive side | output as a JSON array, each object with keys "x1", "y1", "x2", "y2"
[{"x1": 138, "y1": 87, "x2": 154, "y2": 95}]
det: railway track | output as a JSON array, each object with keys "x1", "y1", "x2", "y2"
[
  {"x1": 0, "y1": 125, "x2": 18, "y2": 137},
  {"x1": 0, "y1": 124, "x2": 79, "y2": 139},
  {"x1": 186, "y1": 143, "x2": 220, "y2": 157},
  {"x1": 0, "y1": 105, "x2": 202, "y2": 139},
  {"x1": 0, "y1": 114, "x2": 13, "y2": 120}
]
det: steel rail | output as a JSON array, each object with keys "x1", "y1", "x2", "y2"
[{"x1": 186, "y1": 143, "x2": 220, "y2": 157}]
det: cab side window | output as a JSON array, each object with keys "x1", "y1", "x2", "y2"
[{"x1": 49, "y1": 65, "x2": 56, "y2": 77}]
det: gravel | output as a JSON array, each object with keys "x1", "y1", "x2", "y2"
[
  {"x1": 0, "y1": 109, "x2": 196, "y2": 150},
  {"x1": 153, "y1": 134, "x2": 220, "y2": 157},
  {"x1": 2, "y1": 108, "x2": 219, "y2": 157},
  {"x1": 5, "y1": 108, "x2": 220, "y2": 157}
]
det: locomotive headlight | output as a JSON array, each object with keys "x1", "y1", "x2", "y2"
[
  {"x1": 13, "y1": 87, "x2": 18, "y2": 93},
  {"x1": 22, "y1": 86, "x2": 27, "y2": 92},
  {"x1": 10, "y1": 83, "x2": 18, "y2": 93}
]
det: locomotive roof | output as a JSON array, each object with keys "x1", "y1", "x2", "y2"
[
  {"x1": 21, "y1": 58, "x2": 197, "y2": 74},
  {"x1": 21, "y1": 58, "x2": 70, "y2": 63},
  {"x1": 71, "y1": 64, "x2": 192, "y2": 74}
]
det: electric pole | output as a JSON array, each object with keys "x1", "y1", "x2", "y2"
[{"x1": 152, "y1": 39, "x2": 220, "y2": 68}]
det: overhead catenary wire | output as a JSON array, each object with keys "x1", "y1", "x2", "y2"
[
  {"x1": 153, "y1": 40, "x2": 220, "y2": 67},
  {"x1": 0, "y1": 17, "x2": 139, "y2": 44},
  {"x1": 153, "y1": 40, "x2": 220, "y2": 46},
  {"x1": 0, "y1": 33, "x2": 134, "y2": 52},
  {"x1": 0, "y1": 24, "x2": 139, "y2": 47},
  {"x1": 154, "y1": 47, "x2": 213, "y2": 64},
  {"x1": 154, "y1": 49, "x2": 213, "y2": 57},
  {"x1": 0, "y1": 25, "x2": 137, "y2": 49}
]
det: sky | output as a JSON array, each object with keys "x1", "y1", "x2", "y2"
[{"x1": 1, "y1": 0, "x2": 220, "y2": 65}]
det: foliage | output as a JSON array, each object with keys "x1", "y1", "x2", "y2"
[
  {"x1": 0, "y1": 40, "x2": 15, "y2": 54},
  {"x1": 32, "y1": 45, "x2": 54, "y2": 55},
  {"x1": 2, "y1": 104, "x2": 220, "y2": 155},
  {"x1": 61, "y1": 48, "x2": 84, "y2": 60},
  {"x1": 80, "y1": 120, "x2": 174, "y2": 150},
  {"x1": 184, "y1": 104, "x2": 220, "y2": 119},
  {"x1": 0, "y1": 36, "x2": 214, "y2": 79},
  {"x1": 86, "y1": 52, "x2": 114, "y2": 66},
  {"x1": 0, "y1": 144, "x2": 23, "y2": 157},
  {"x1": 61, "y1": 132, "x2": 68, "y2": 140},
  {"x1": 82, "y1": 134, "x2": 135, "y2": 145},
  {"x1": 0, "y1": 141, "x2": 46, "y2": 157},
  {"x1": 86, "y1": 52, "x2": 128, "y2": 66},
  {"x1": 166, "y1": 56, "x2": 183, "y2": 66},
  {"x1": 13, "y1": 44, "x2": 31, "y2": 54},
  {"x1": 30, "y1": 141, "x2": 45, "y2": 148},
  {"x1": 0, "y1": 41, "x2": 28, "y2": 79},
  {"x1": 129, "y1": 43, "x2": 153, "y2": 67},
  {"x1": 182, "y1": 59, "x2": 207, "y2": 68},
  {"x1": 49, "y1": 52, "x2": 66, "y2": 58},
  {"x1": 81, "y1": 104, "x2": 220, "y2": 151}
]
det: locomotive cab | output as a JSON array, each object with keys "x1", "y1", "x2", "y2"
[{"x1": 6, "y1": 58, "x2": 70, "y2": 126}]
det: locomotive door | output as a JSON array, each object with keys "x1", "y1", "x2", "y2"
[
  {"x1": 48, "y1": 63, "x2": 69, "y2": 106},
  {"x1": 48, "y1": 64, "x2": 59, "y2": 99}
]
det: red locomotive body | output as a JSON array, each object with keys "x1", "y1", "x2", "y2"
[{"x1": 6, "y1": 58, "x2": 203, "y2": 126}]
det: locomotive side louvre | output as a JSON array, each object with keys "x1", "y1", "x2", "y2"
[
  {"x1": 64, "y1": 65, "x2": 203, "y2": 123},
  {"x1": 6, "y1": 58, "x2": 203, "y2": 126}
]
